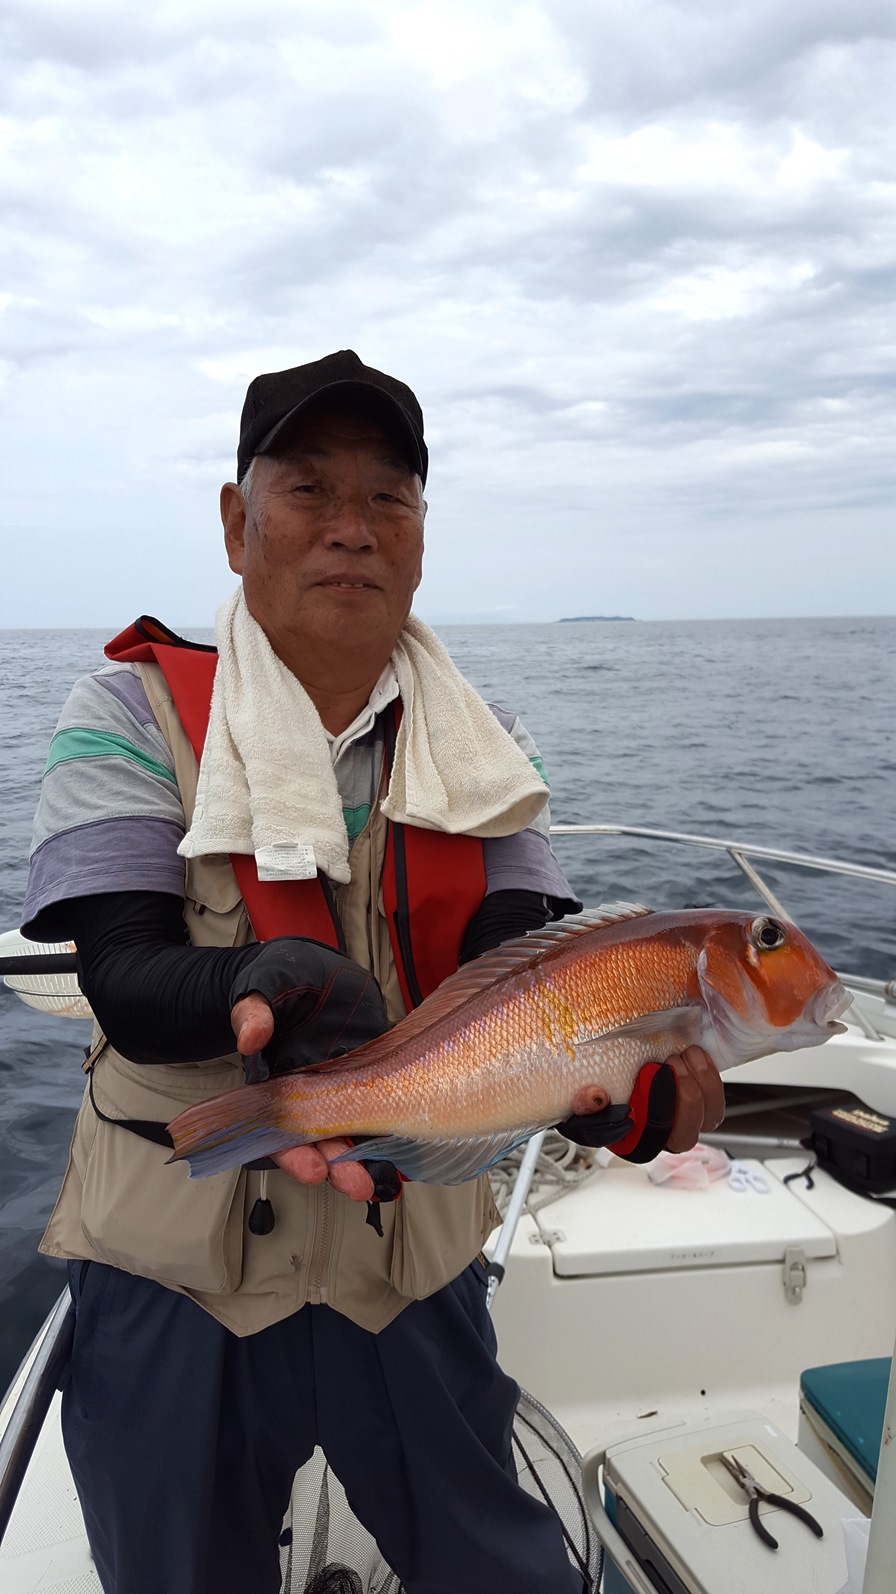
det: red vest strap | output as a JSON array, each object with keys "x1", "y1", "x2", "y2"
[
  {"x1": 380, "y1": 701, "x2": 486, "y2": 1006},
  {"x1": 105, "y1": 619, "x2": 341, "y2": 950},
  {"x1": 105, "y1": 618, "x2": 488, "y2": 997},
  {"x1": 226, "y1": 858, "x2": 342, "y2": 949},
  {"x1": 383, "y1": 825, "x2": 487, "y2": 1006}
]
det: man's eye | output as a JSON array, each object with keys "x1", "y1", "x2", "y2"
[{"x1": 292, "y1": 483, "x2": 319, "y2": 495}]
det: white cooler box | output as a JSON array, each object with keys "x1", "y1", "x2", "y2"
[{"x1": 583, "y1": 1412, "x2": 858, "y2": 1594}]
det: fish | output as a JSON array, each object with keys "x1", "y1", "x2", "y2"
[{"x1": 167, "y1": 903, "x2": 851, "y2": 1185}]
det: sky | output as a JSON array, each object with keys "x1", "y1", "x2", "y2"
[{"x1": 1, "y1": 0, "x2": 894, "y2": 626}]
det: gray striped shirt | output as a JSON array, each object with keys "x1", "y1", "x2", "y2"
[{"x1": 23, "y1": 662, "x2": 577, "y2": 939}]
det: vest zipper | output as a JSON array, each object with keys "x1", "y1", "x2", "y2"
[{"x1": 307, "y1": 1182, "x2": 333, "y2": 1304}]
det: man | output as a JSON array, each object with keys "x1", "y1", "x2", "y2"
[{"x1": 23, "y1": 351, "x2": 724, "y2": 1593}]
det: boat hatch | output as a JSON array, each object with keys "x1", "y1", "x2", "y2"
[{"x1": 534, "y1": 1157, "x2": 836, "y2": 1277}]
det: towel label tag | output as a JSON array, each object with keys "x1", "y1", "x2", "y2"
[{"x1": 255, "y1": 843, "x2": 317, "y2": 881}]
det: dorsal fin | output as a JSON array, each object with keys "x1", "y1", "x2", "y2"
[
  {"x1": 488, "y1": 902, "x2": 653, "y2": 959},
  {"x1": 299, "y1": 902, "x2": 655, "y2": 1075},
  {"x1": 396, "y1": 901, "x2": 653, "y2": 1039}
]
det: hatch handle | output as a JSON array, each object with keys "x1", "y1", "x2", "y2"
[{"x1": 783, "y1": 1246, "x2": 808, "y2": 1304}]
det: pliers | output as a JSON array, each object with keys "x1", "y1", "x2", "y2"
[{"x1": 720, "y1": 1453, "x2": 825, "y2": 1551}]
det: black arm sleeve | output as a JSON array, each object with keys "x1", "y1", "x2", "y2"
[
  {"x1": 67, "y1": 885, "x2": 563, "y2": 1065},
  {"x1": 458, "y1": 888, "x2": 556, "y2": 964},
  {"x1": 66, "y1": 891, "x2": 266, "y2": 1065}
]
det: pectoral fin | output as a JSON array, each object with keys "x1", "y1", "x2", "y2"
[{"x1": 580, "y1": 1005, "x2": 703, "y2": 1055}]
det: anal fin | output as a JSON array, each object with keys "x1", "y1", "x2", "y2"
[{"x1": 333, "y1": 1127, "x2": 546, "y2": 1185}]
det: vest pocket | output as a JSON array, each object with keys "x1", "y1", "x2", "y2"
[
  {"x1": 79, "y1": 1118, "x2": 246, "y2": 1294},
  {"x1": 183, "y1": 853, "x2": 252, "y2": 949},
  {"x1": 388, "y1": 1178, "x2": 500, "y2": 1301}
]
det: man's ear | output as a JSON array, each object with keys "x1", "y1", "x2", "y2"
[{"x1": 221, "y1": 483, "x2": 247, "y2": 575}]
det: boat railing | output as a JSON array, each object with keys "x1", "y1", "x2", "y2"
[
  {"x1": 0, "y1": 1288, "x2": 73, "y2": 1546},
  {"x1": 550, "y1": 823, "x2": 896, "y2": 1039}
]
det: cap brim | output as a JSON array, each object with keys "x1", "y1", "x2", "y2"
[{"x1": 254, "y1": 380, "x2": 426, "y2": 483}]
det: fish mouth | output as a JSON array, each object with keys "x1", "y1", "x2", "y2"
[
  {"x1": 697, "y1": 955, "x2": 851, "y2": 1067},
  {"x1": 764, "y1": 980, "x2": 852, "y2": 1054},
  {"x1": 810, "y1": 980, "x2": 853, "y2": 1031}
]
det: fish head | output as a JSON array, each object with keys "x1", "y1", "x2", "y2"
[{"x1": 696, "y1": 914, "x2": 851, "y2": 1069}]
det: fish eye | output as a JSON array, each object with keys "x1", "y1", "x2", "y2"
[{"x1": 750, "y1": 917, "x2": 787, "y2": 951}]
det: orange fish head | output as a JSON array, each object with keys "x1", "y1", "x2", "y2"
[{"x1": 696, "y1": 914, "x2": 851, "y2": 1069}]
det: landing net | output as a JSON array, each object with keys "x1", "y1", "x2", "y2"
[{"x1": 281, "y1": 1386, "x2": 602, "y2": 1592}]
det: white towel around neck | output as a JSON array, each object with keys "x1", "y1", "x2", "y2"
[{"x1": 177, "y1": 588, "x2": 549, "y2": 884}]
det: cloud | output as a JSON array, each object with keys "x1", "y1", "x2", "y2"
[{"x1": 0, "y1": 0, "x2": 893, "y2": 623}]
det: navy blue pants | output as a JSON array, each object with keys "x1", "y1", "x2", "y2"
[{"x1": 62, "y1": 1259, "x2": 582, "y2": 1594}]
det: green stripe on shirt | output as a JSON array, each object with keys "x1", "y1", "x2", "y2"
[
  {"x1": 529, "y1": 754, "x2": 549, "y2": 787},
  {"x1": 343, "y1": 802, "x2": 372, "y2": 843},
  {"x1": 45, "y1": 728, "x2": 178, "y2": 787}
]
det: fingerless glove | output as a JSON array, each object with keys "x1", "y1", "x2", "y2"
[
  {"x1": 229, "y1": 937, "x2": 389, "y2": 1080},
  {"x1": 556, "y1": 1061, "x2": 678, "y2": 1165}
]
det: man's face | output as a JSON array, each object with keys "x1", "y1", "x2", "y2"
[{"x1": 222, "y1": 406, "x2": 425, "y2": 669}]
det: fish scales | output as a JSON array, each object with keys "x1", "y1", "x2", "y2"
[
  {"x1": 225, "y1": 931, "x2": 670, "y2": 1139},
  {"x1": 167, "y1": 904, "x2": 851, "y2": 1183}
]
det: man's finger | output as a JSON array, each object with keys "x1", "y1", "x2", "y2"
[
  {"x1": 571, "y1": 1084, "x2": 610, "y2": 1116},
  {"x1": 231, "y1": 991, "x2": 275, "y2": 1055},
  {"x1": 317, "y1": 1139, "x2": 376, "y2": 1202},
  {"x1": 272, "y1": 1139, "x2": 375, "y2": 1202},
  {"x1": 665, "y1": 1068, "x2": 703, "y2": 1153},
  {"x1": 680, "y1": 1044, "x2": 726, "y2": 1130},
  {"x1": 272, "y1": 1144, "x2": 331, "y2": 1185},
  {"x1": 665, "y1": 1046, "x2": 725, "y2": 1153}
]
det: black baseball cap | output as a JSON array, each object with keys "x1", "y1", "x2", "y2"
[{"x1": 236, "y1": 349, "x2": 428, "y2": 485}]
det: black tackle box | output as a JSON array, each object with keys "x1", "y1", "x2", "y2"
[{"x1": 810, "y1": 1103, "x2": 896, "y2": 1195}]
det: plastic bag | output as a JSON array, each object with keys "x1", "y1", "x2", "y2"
[{"x1": 647, "y1": 1143, "x2": 731, "y2": 1190}]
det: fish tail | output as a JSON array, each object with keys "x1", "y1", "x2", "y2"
[{"x1": 167, "y1": 1082, "x2": 316, "y2": 1178}]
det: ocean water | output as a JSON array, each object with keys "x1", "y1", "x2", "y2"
[{"x1": 0, "y1": 616, "x2": 894, "y2": 1393}]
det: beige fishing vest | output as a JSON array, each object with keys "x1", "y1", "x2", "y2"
[{"x1": 40, "y1": 662, "x2": 499, "y2": 1336}]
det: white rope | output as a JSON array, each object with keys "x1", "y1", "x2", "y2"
[{"x1": 490, "y1": 1130, "x2": 600, "y2": 1217}]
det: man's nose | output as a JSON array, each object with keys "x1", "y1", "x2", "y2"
[{"x1": 323, "y1": 496, "x2": 377, "y2": 549}]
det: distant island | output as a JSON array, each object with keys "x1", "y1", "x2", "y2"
[{"x1": 556, "y1": 615, "x2": 635, "y2": 623}]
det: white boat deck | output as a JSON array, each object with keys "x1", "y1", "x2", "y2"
[
  {"x1": 4, "y1": 1054, "x2": 895, "y2": 1589},
  {"x1": 0, "y1": 1385, "x2": 97, "y2": 1593},
  {"x1": 490, "y1": 1151, "x2": 896, "y2": 1458},
  {"x1": 2, "y1": 826, "x2": 895, "y2": 1592}
]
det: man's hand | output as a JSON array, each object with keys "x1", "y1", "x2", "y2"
[
  {"x1": 662, "y1": 1046, "x2": 726, "y2": 1152},
  {"x1": 231, "y1": 986, "x2": 376, "y2": 1203},
  {"x1": 557, "y1": 1046, "x2": 725, "y2": 1164}
]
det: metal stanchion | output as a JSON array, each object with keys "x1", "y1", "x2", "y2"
[{"x1": 485, "y1": 1129, "x2": 547, "y2": 1311}]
